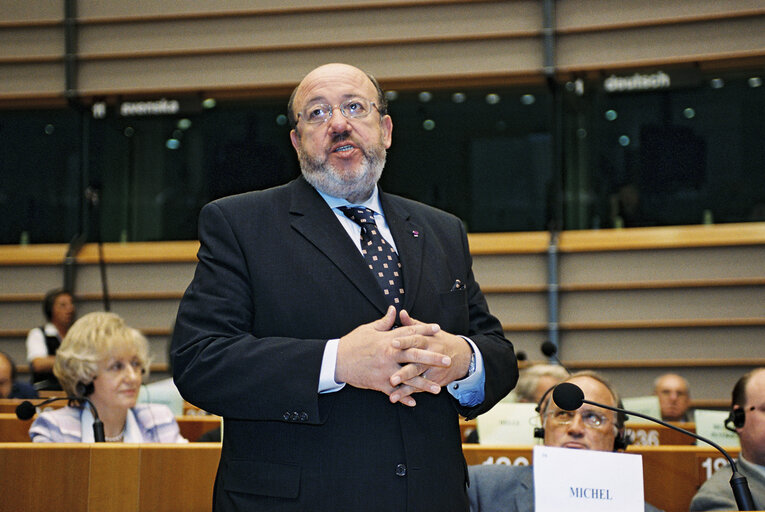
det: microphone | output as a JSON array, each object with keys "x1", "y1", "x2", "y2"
[
  {"x1": 16, "y1": 396, "x2": 106, "y2": 443},
  {"x1": 552, "y1": 382, "x2": 755, "y2": 511},
  {"x1": 540, "y1": 340, "x2": 570, "y2": 374}
]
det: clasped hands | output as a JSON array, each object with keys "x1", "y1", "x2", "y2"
[{"x1": 335, "y1": 306, "x2": 473, "y2": 407}]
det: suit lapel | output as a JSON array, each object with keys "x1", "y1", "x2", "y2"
[
  {"x1": 288, "y1": 178, "x2": 390, "y2": 315},
  {"x1": 380, "y1": 193, "x2": 424, "y2": 313}
]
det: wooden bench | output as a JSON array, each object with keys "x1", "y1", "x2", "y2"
[
  {"x1": 0, "y1": 412, "x2": 221, "y2": 442},
  {"x1": 460, "y1": 418, "x2": 698, "y2": 446},
  {"x1": 0, "y1": 440, "x2": 744, "y2": 512},
  {"x1": 0, "y1": 443, "x2": 221, "y2": 512}
]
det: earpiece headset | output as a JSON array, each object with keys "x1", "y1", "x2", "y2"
[
  {"x1": 76, "y1": 380, "x2": 95, "y2": 397},
  {"x1": 724, "y1": 407, "x2": 746, "y2": 432},
  {"x1": 532, "y1": 383, "x2": 629, "y2": 451}
]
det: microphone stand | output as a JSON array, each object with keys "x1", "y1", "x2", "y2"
[
  {"x1": 581, "y1": 398, "x2": 755, "y2": 511},
  {"x1": 17, "y1": 396, "x2": 105, "y2": 443}
]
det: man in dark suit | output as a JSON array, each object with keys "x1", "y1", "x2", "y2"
[{"x1": 172, "y1": 62, "x2": 518, "y2": 511}]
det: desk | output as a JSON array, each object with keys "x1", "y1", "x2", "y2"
[
  {"x1": 625, "y1": 421, "x2": 696, "y2": 446},
  {"x1": 460, "y1": 418, "x2": 698, "y2": 446},
  {"x1": 462, "y1": 444, "x2": 741, "y2": 512},
  {"x1": 0, "y1": 443, "x2": 220, "y2": 512},
  {"x1": 0, "y1": 413, "x2": 221, "y2": 442},
  {"x1": 0, "y1": 442, "x2": 746, "y2": 512}
]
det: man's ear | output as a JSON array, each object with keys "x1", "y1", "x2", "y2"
[
  {"x1": 381, "y1": 115, "x2": 393, "y2": 149},
  {"x1": 290, "y1": 129, "x2": 300, "y2": 152}
]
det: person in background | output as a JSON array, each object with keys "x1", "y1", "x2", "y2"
[
  {"x1": 465, "y1": 363, "x2": 568, "y2": 443},
  {"x1": 690, "y1": 368, "x2": 765, "y2": 511},
  {"x1": 653, "y1": 372, "x2": 692, "y2": 422},
  {"x1": 0, "y1": 350, "x2": 38, "y2": 399},
  {"x1": 172, "y1": 62, "x2": 518, "y2": 511},
  {"x1": 467, "y1": 371, "x2": 663, "y2": 512},
  {"x1": 515, "y1": 363, "x2": 569, "y2": 404},
  {"x1": 25, "y1": 288, "x2": 76, "y2": 390},
  {"x1": 29, "y1": 312, "x2": 186, "y2": 443}
]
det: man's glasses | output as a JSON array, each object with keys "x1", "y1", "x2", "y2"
[
  {"x1": 545, "y1": 409, "x2": 611, "y2": 429},
  {"x1": 297, "y1": 98, "x2": 379, "y2": 125}
]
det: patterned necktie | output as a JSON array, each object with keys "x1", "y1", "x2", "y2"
[{"x1": 339, "y1": 206, "x2": 405, "y2": 309}]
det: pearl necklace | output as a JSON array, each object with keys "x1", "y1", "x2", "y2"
[{"x1": 105, "y1": 426, "x2": 126, "y2": 442}]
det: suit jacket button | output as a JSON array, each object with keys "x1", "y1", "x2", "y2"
[
  {"x1": 299, "y1": 412, "x2": 309, "y2": 421},
  {"x1": 283, "y1": 412, "x2": 291, "y2": 421},
  {"x1": 395, "y1": 464, "x2": 407, "y2": 477},
  {"x1": 291, "y1": 412, "x2": 300, "y2": 421}
]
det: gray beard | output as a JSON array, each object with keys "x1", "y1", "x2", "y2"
[{"x1": 299, "y1": 144, "x2": 386, "y2": 204}]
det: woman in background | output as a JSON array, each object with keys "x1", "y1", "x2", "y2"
[{"x1": 30, "y1": 311, "x2": 186, "y2": 443}]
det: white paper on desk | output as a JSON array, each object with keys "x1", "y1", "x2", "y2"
[
  {"x1": 622, "y1": 395, "x2": 661, "y2": 425},
  {"x1": 695, "y1": 409, "x2": 740, "y2": 448},
  {"x1": 533, "y1": 445, "x2": 644, "y2": 512},
  {"x1": 477, "y1": 402, "x2": 539, "y2": 445}
]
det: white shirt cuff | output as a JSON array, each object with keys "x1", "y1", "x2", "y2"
[{"x1": 318, "y1": 338, "x2": 345, "y2": 394}]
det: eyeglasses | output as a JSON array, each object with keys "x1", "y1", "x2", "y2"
[
  {"x1": 104, "y1": 358, "x2": 146, "y2": 376},
  {"x1": 545, "y1": 409, "x2": 611, "y2": 429},
  {"x1": 297, "y1": 97, "x2": 379, "y2": 125}
]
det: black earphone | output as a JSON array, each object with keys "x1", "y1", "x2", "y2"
[
  {"x1": 76, "y1": 380, "x2": 95, "y2": 397},
  {"x1": 724, "y1": 407, "x2": 746, "y2": 432}
]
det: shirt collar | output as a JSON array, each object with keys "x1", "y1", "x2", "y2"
[
  {"x1": 80, "y1": 406, "x2": 140, "y2": 443},
  {"x1": 315, "y1": 185, "x2": 383, "y2": 216}
]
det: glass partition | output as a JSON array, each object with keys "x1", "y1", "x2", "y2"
[{"x1": 0, "y1": 66, "x2": 762, "y2": 245}]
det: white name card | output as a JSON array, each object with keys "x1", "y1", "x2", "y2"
[
  {"x1": 477, "y1": 402, "x2": 539, "y2": 445},
  {"x1": 622, "y1": 395, "x2": 661, "y2": 425},
  {"x1": 694, "y1": 409, "x2": 740, "y2": 448},
  {"x1": 533, "y1": 445, "x2": 644, "y2": 512}
]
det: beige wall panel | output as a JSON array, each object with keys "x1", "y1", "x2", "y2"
[
  {"x1": 78, "y1": 3, "x2": 540, "y2": 55},
  {"x1": 0, "y1": 62, "x2": 64, "y2": 95},
  {"x1": 0, "y1": 27, "x2": 63, "y2": 58},
  {"x1": 473, "y1": 254, "x2": 547, "y2": 288},
  {"x1": 77, "y1": 40, "x2": 542, "y2": 94},
  {"x1": 0, "y1": 265, "x2": 62, "y2": 294},
  {"x1": 560, "y1": 247, "x2": 765, "y2": 284},
  {"x1": 591, "y1": 366, "x2": 746, "y2": 400},
  {"x1": 76, "y1": 0, "x2": 503, "y2": 19},
  {"x1": 0, "y1": 1, "x2": 62, "y2": 22},
  {"x1": 483, "y1": 292, "x2": 548, "y2": 325},
  {"x1": 556, "y1": 18, "x2": 765, "y2": 70},
  {"x1": 73, "y1": 298, "x2": 181, "y2": 330},
  {"x1": 556, "y1": 0, "x2": 765, "y2": 30},
  {"x1": 504, "y1": 332, "x2": 550, "y2": 360},
  {"x1": 559, "y1": 326, "x2": 764, "y2": 361},
  {"x1": 71, "y1": 262, "x2": 196, "y2": 294},
  {"x1": 559, "y1": 287, "x2": 765, "y2": 323}
]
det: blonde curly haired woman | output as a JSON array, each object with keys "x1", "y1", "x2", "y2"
[{"x1": 29, "y1": 312, "x2": 186, "y2": 443}]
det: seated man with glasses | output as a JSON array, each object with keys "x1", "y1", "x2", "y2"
[{"x1": 467, "y1": 370, "x2": 663, "y2": 512}]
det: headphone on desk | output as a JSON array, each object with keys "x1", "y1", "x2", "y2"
[{"x1": 532, "y1": 383, "x2": 629, "y2": 451}]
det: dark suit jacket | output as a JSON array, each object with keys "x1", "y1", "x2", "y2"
[
  {"x1": 172, "y1": 177, "x2": 518, "y2": 511},
  {"x1": 690, "y1": 456, "x2": 765, "y2": 511}
]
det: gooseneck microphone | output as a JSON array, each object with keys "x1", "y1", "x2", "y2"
[
  {"x1": 540, "y1": 340, "x2": 570, "y2": 374},
  {"x1": 16, "y1": 396, "x2": 106, "y2": 443},
  {"x1": 552, "y1": 382, "x2": 755, "y2": 511}
]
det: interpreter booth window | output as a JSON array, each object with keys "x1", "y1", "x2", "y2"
[{"x1": 587, "y1": 70, "x2": 765, "y2": 230}]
